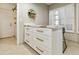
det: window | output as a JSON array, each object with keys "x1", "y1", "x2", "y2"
[
  {"x1": 49, "y1": 4, "x2": 75, "y2": 32},
  {"x1": 53, "y1": 10, "x2": 60, "y2": 26}
]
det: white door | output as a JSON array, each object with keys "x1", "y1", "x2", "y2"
[{"x1": 0, "y1": 9, "x2": 14, "y2": 38}]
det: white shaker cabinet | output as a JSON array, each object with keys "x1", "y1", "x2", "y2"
[{"x1": 24, "y1": 25, "x2": 63, "y2": 55}]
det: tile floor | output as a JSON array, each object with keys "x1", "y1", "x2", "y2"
[
  {"x1": 0, "y1": 37, "x2": 38, "y2": 55},
  {"x1": 64, "y1": 40, "x2": 79, "y2": 55},
  {"x1": 0, "y1": 37, "x2": 79, "y2": 55}
]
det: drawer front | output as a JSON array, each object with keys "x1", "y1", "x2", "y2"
[
  {"x1": 25, "y1": 39, "x2": 36, "y2": 49},
  {"x1": 24, "y1": 27, "x2": 34, "y2": 33},
  {"x1": 25, "y1": 39, "x2": 52, "y2": 55},
  {"x1": 25, "y1": 37, "x2": 53, "y2": 55},
  {"x1": 24, "y1": 29, "x2": 33, "y2": 40},
  {"x1": 24, "y1": 35, "x2": 36, "y2": 49},
  {"x1": 34, "y1": 35, "x2": 52, "y2": 49},
  {"x1": 34, "y1": 43, "x2": 52, "y2": 55},
  {"x1": 24, "y1": 27, "x2": 54, "y2": 54},
  {"x1": 33, "y1": 28, "x2": 52, "y2": 36},
  {"x1": 24, "y1": 36, "x2": 32, "y2": 45}
]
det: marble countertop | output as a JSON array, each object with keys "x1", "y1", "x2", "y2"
[
  {"x1": 24, "y1": 23, "x2": 63, "y2": 30},
  {"x1": 24, "y1": 23, "x2": 46, "y2": 28}
]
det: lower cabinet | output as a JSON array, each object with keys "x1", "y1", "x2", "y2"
[{"x1": 24, "y1": 26, "x2": 63, "y2": 55}]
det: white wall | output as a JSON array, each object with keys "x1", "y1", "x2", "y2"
[{"x1": 18, "y1": 3, "x2": 49, "y2": 44}]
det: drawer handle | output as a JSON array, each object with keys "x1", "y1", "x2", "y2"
[
  {"x1": 36, "y1": 38, "x2": 44, "y2": 42},
  {"x1": 36, "y1": 30, "x2": 43, "y2": 32},
  {"x1": 36, "y1": 47, "x2": 44, "y2": 52}
]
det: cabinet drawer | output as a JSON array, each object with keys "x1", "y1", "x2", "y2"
[
  {"x1": 24, "y1": 37, "x2": 36, "y2": 49},
  {"x1": 25, "y1": 40, "x2": 36, "y2": 49},
  {"x1": 34, "y1": 37, "x2": 51, "y2": 46},
  {"x1": 33, "y1": 28, "x2": 52, "y2": 36},
  {"x1": 24, "y1": 32, "x2": 31, "y2": 40},
  {"x1": 25, "y1": 37, "x2": 52, "y2": 55},
  {"x1": 34, "y1": 43, "x2": 52, "y2": 55},
  {"x1": 24, "y1": 36, "x2": 31, "y2": 44},
  {"x1": 24, "y1": 27, "x2": 34, "y2": 33},
  {"x1": 34, "y1": 35, "x2": 52, "y2": 48}
]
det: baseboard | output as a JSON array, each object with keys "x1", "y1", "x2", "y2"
[
  {"x1": 0, "y1": 36, "x2": 15, "y2": 39},
  {"x1": 66, "y1": 39, "x2": 79, "y2": 44}
]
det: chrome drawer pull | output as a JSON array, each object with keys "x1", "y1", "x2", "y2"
[
  {"x1": 36, "y1": 47, "x2": 44, "y2": 52},
  {"x1": 36, "y1": 30, "x2": 43, "y2": 32},
  {"x1": 36, "y1": 38, "x2": 44, "y2": 42}
]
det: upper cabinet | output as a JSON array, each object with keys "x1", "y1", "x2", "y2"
[{"x1": 49, "y1": 4, "x2": 75, "y2": 32}]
